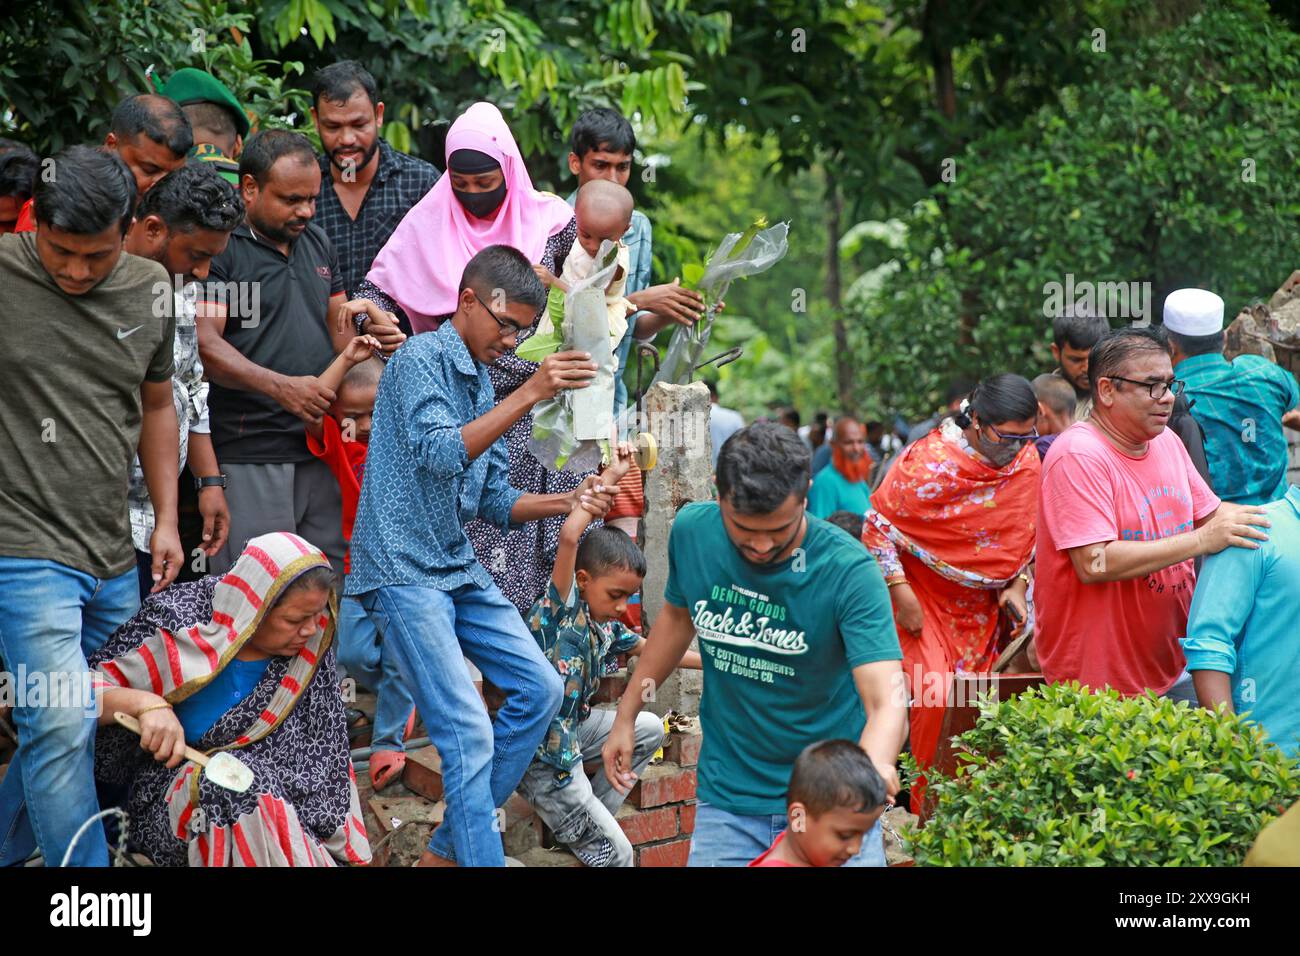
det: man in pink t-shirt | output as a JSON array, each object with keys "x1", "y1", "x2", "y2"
[{"x1": 1035, "y1": 326, "x2": 1270, "y2": 697}]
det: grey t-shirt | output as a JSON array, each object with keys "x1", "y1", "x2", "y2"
[{"x1": 0, "y1": 233, "x2": 175, "y2": 578}]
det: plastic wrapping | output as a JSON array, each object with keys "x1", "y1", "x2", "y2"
[
  {"x1": 528, "y1": 241, "x2": 623, "y2": 472},
  {"x1": 653, "y1": 220, "x2": 790, "y2": 386}
]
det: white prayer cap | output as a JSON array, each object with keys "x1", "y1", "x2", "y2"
[{"x1": 1163, "y1": 288, "x2": 1224, "y2": 336}]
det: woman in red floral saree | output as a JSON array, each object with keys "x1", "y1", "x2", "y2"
[{"x1": 862, "y1": 375, "x2": 1041, "y2": 812}]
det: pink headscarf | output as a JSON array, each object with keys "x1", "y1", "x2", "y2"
[{"x1": 365, "y1": 102, "x2": 575, "y2": 333}]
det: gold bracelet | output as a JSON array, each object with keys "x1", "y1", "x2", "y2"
[
  {"x1": 1017, "y1": 572, "x2": 1031, "y2": 586},
  {"x1": 137, "y1": 701, "x2": 173, "y2": 717},
  {"x1": 886, "y1": 577, "x2": 908, "y2": 588}
]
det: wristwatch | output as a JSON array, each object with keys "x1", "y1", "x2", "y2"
[{"x1": 194, "y1": 474, "x2": 228, "y2": 492}]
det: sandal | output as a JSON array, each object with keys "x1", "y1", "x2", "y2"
[
  {"x1": 370, "y1": 750, "x2": 407, "y2": 791},
  {"x1": 346, "y1": 708, "x2": 371, "y2": 743}
]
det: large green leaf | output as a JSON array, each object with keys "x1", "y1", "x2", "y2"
[
  {"x1": 515, "y1": 329, "x2": 562, "y2": 363},
  {"x1": 681, "y1": 262, "x2": 706, "y2": 289}
]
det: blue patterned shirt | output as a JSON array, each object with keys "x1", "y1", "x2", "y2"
[
  {"x1": 1176, "y1": 352, "x2": 1300, "y2": 505},
  {"x1": 527, "y1": 580, "x2": 641, "y2": 781},
  {"x1": 566, "y1": 190, "x2": 653, "y2": 415},
  {"x1": 345, "y1": 321, "x2": 522, "y2": 595}
]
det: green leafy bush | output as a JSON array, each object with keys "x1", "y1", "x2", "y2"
[{"x1": 903, "y1": 682, "x2": 1299, "y2": 866}]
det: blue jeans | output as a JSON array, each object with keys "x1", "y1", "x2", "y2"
[
  {"x1": 516, "y1": 709, "x2": 664, "y2": 867},
  {"x1": 687, "y1": 799, "x2": 887, "y2": 867},
  {"x1": 0, "y1": 558, "x2": 139, "y2": 867},
  {"x1": 356, "y1": 582, "x2": 562, "y2": 867},
  {"x1": 337, "y1": 596, "x2": 416, "y2": 753}
]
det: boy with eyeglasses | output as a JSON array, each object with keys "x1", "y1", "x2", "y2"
[{"x1": 345, "y1": 245, "x2": 619, "y2": 867}]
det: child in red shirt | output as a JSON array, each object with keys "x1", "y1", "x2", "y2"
[
  {"x1": 307, "y1": 334, "x2": 417, "y2": 789},
  {"x1": 306, "y1": 335, "x2": 382, "y2": 571},
  {"x1": 750, "y1": 740, "x2": 889, "y2": 867}
]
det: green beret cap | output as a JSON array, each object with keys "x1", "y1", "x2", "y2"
[{"x1": 161, "y1": 68, "x2": 249, "y2": 137}]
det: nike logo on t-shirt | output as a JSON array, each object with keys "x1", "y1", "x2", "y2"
[{"x1": 117, "y1": 326, "x2": 143, "y2": 339}]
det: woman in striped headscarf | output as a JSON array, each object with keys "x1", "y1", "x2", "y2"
[{"x1": 90, "y1": 531, "x2": 371, "y2": 866}]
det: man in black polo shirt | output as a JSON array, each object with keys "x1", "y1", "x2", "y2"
[
  {"x1": 310, "y1": 60, "x2": 439, "y2": 298},
  {"x1": 197, "y1": 129, "x2": 404, "y2": 575}
]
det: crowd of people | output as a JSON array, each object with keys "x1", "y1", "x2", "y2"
[
  {"x1": 796, "y1": 301, "x2": 1300, "y2": 810},
  {"x1": 0, "y1": 55, "x2": 1296, "y2": 871}
]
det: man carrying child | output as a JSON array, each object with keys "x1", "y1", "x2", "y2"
[
  {"x1": 602, "y1": 422, "x2": 907, "y2": 866},
  {"x1": 346, "y1": 245, "x2": 617, "y2": 867},
  {"x1": 564, "y1": 107, "x2": 705, "y2": 418}
]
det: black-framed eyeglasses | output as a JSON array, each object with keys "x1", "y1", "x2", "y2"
[
  {"x1": 981, "y1": 422, "x2": 1040, "y2": 445},
  {"x1": 474, "y1": 290, "x2": 528, "y2": 338},
  {"x1": 1105, "y1": 376, "x2": 1186, "y2": 400}
]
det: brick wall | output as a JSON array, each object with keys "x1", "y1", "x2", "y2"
[
  {"x1": 590, "y1": 657, "x2": 702, "y2": 866},
  {"x1": 618, "y1": 733, "x2": 699, "y2": 866}
]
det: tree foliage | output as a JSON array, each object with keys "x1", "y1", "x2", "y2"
[
  {"x1": 7, "y1": 1, "x2": 1300, "y2": 423},
  {"x1": 850, "y1": 0, "x2": 1300, "y2": 418},
  {"x1": 0, "y1": 0, "x2": 730, "y2": 188}
]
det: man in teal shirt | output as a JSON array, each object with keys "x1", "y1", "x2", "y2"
[
  {"x1": 1165, "y1": 287, "x2": 1300, "y2": 504},
  {"x1": 599, "y1": 422, "x2": 906, "y2": 866},
  {"x1": 1183, "y1": 485, "x2": 1300, "y2": 758},
  {"x1": 808, "y1": 417, "x2": 874, "y2": 519}
]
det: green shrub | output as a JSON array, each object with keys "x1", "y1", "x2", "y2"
[{"x1": 903, "y1": 682, "x2": 1299, "y2": 866}]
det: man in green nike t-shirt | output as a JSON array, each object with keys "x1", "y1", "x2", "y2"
[{"x1": 602, "y1": 422, "x2": 907, "y2": 867}]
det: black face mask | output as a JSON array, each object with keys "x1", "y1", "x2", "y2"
[{"x1": 453, "y1": 182, "x2": 507, "y2": 219}]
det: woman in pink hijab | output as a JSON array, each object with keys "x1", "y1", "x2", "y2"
[{"x1": 354, "y1": 102, "x2": 586, "y2": 614}]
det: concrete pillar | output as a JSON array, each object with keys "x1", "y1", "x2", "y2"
[{"x1": 636, "y1": 381, "x2": 713, "y2": 716}]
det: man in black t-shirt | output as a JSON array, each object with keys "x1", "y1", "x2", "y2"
[{"x1": 197, "y1": 130, "x2": 405, "y2": 575}]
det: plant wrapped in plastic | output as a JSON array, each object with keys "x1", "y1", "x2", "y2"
[
  {"x1": 521, "y1": 240, "x2": 623, "y2": 473},
  {"x1": 902, "y1": 682, "x2": 1298, "y2": 866},
  {"x1": 652, "y1": 218, "x2": 790, "y2": 387}
]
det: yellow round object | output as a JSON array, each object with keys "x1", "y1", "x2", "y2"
[{"x1": 635, "y1": 431, "x2": 657, "y2": 471}]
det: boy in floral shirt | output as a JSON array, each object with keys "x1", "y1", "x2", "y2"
[{"x1": 515, "y1": 444, "x2": 700, "y2": 866}]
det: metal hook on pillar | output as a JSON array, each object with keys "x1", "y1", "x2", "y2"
[{"x1": 693, "y1": 346, "x2": 743, "y2": 378}]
